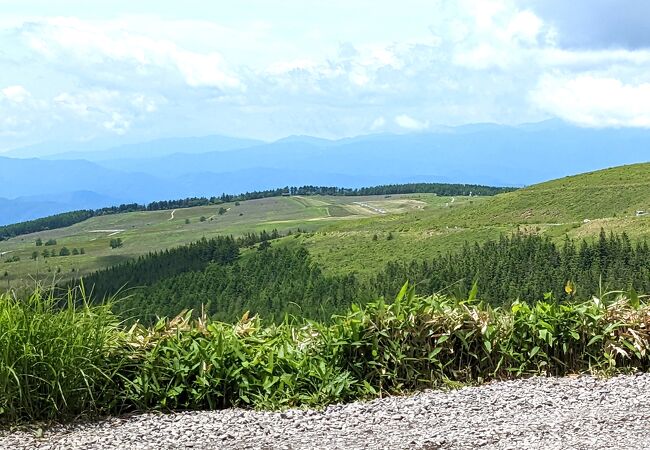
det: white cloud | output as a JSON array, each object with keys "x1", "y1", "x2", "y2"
[
  {"x1": 450, "y1": 3, "x2": 548, "y2": 70},
  {"x1": 395, "y1": 114, "x2": 429, "y2": 130},
  {"x1": 1, "y1": 86, "x2": 30, "y2": 103},
  {"x1": 103, "y1": 111, "x2": 131, "y2": 135},
  {"x1": 2, "y1": 1, "x2": 650, "y2": 147},
  {"x1": 266, "y1": 59, "x2": 318, "y2": 75},
  {"x1": 23, "y1": 17, "x2": 242, "y2": 90},
  {"x1": 531, "y1": 74, "x2": 650, "y2": 127},
  {"x1": 541, "y1": 48, "x2": 650, "y2": 68},
  {"x1": 506, "y1": 10, "x2": 543, "y2": 45},
  {"x1": 53, "y1": 89, "x2": 160, "y2": 134},
  {"x1": 370, "y1": 116, "x2": 386, "y2": 130}
]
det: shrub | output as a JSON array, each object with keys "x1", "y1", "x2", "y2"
[
  {"x1": 122, "y1": 285, "x2": 650, "y2": 412},
  {"x1": 3, "y1": 284, "x2": 650, "y2": 424},
  {"x1": 123, "y1": 312, "x2": 355, "y2": 411}
]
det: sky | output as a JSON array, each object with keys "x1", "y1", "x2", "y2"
[{"x1": 1, "y1": 0, "x2": 650, "y2": 150}]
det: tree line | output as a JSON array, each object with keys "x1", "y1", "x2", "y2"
[
  {"x1": 77, "y1": 229, "x2": 650, "y2": 325},
  {"x1": 216, "y1": 182, "x2": 514, "y2": 202},
  {"x1": 371, "y1": 230, "x2": 650, "y2": 302},
  {"x1": 77, "y1": 230, "x2": 282, "y2": 299},
  {"x1": 1, "y1": 182, "x2": 514, "y2": 240},
  {"x1": 0, "y1": 210, "x2": 95, "y2": 241}
]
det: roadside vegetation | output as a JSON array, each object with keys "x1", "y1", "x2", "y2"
[{"x1": 2, "y1": 284, "x2": 649, "y2": 424}]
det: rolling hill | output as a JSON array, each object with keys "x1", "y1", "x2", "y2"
[
  {"x1": 299, "y1": 163, "x2": 650, "y2": 275},
  {"x1": 434, "y1": 162, "x2": 650, "y2": 225},
  {"x1": 2, "y1": 121, "x2": 650, "y2": 225},
  {"x1": 0, "y1": 193, "x2": 443, "y2": 287},
  {"x1": 2, "y1": 163, "x2": 650, "y2": 289}
]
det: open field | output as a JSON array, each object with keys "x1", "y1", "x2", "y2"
[
  {"x1": 0, "y1": 193, "x2": 445, "y2": 287},
  {"x1": 3, "y1": 163, "x2": 650, "y2": 287}
]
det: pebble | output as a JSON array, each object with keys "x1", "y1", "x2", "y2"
[{"x1": 2, "y1": 374, "x2": 650, "y2": 449}]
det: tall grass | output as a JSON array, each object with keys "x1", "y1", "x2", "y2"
[
  {"x1": 0, "y1": 288, "x2": 125, "y2": 423},
  {"x1": 2, "y1": 284, "x2": 650, "y2": 424}
]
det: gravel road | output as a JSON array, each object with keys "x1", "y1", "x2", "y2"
[{"x1": 2, "y1": 374, "x2": 650, "y2": 450}]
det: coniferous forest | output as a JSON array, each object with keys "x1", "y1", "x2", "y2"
[{"x1": 80, "y1": 229, "x2": 650, "y2": 325}]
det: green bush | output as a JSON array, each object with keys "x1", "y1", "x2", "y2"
[
  {"x1": 2, "y1": 284, "x2": 650, "y2": 424},
  {"x1": 123, "y1": 312, "x2": 355, "y2": 411},
  {"x1": 123, "y1": 284, "x2": 650, "y2": 412}
]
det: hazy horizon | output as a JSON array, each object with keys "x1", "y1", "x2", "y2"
[
  {"x1": 0, "y1": 117, "x2": 570, "y2": 157},
  {"x1": 2, "y1": 1, "x2": 650, "y2": 152}
]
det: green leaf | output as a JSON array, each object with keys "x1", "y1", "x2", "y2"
[
  {"x1": 538, "y1": 329, "x2": 548, "y2": 341},
  {"x1": 629, "y1": 288, "x2": 640, "y2": 309},
  {"x1": 587, "y1": 336, "x2": 602, "y2": 346},
  {"x1": 468, "y1": 280, "x2": 479, "y2": 302},
  {"x1": 395, "y1": 282, "x2": 409, "y2": 303}
]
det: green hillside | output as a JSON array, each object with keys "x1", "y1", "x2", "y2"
[
  {"x1": 301, "y1": 163, "x2": 650, "y2": 275},
  {"x1": 0, "y1": 194, "x2": 442, "y2": 287},
  {"x1": 2, "y1": 163, "x2": 650, "y2": 289},
  {"x1": 446, "y1": 163, "x2": 650, "y2": 224}
]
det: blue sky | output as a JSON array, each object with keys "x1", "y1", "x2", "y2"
[{"x1": 1, "y1": 0, "x2": 650, "y2": 150}]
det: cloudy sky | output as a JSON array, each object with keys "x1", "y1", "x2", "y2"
[{"x1": 1, "y1": 0, "x2": 649, "y2": 149}]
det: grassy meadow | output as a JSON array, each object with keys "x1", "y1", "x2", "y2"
[
  {"x1": 3, "y1": 163, "x2": 650, "y2": 286},
  {"x1": 3, "y1": 163, "x2": 650, "y2": 424},
  {"x1": 0, "y1": 194, "x2": 441, "y2": 287}
]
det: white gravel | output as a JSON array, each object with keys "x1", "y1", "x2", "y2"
[{"x1": 2, "y1": 374, "x2": 650, "y2": 450}]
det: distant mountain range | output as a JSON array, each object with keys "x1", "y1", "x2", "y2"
[
  {"x1": 0, "y1": 191, "x2": 120, "y2": 226},
  {"x1": 1, "y1": 120, "x2": 649, "y2": 225}
]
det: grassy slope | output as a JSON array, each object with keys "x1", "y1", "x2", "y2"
[
  {"x1": 0, "y1": 194, "x2": 436, "y2": 287},
  {"x1": 295, "y1": 195, "x2": 509, "y2": 275},
  {"x1": 3, "y1": 162, "x2": 650, "y2": 286},
  {"x1": 443, "y1": 162, "x2": 650, "y2": 224},
  {"x1": 300, "y1": 163, "x2": 650, "y2": 275}
]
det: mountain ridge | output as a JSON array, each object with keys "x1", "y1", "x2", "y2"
[{"x1": 2, "y1": 121, "x2": 650, "y2": 224}]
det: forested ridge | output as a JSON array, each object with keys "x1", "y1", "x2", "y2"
[
  {"x1": 81, "y1": 229, "x2": 650, "y2": 324},
  {"x1": 0, "y1": 210, "x2": 95, "y2": 241},
  {"x1": 217, "y1": 182, "x2": 515, "y2": 202},
  {"x1": 1, "y1": 181, "x2": 514, "y2": 240},
  {"x1": 78, "y1": 230, "x2": 281, "y2": 299},
  {"x1": 112, "y1": 246, "x2": 366, "y2": 323}
]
